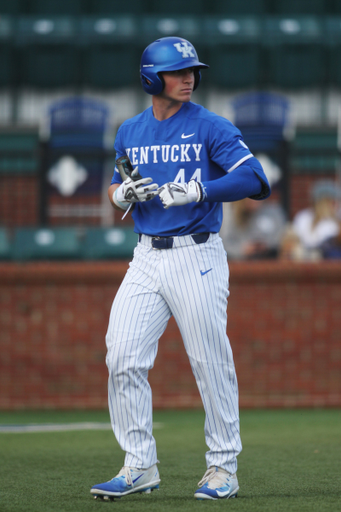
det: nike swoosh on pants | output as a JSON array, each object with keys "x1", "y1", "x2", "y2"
[{"x1": 200, "y1": 269, "x2": 212, "y2": 276}]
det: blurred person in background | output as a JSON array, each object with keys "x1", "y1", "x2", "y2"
[
  {"x1": 279, "y1": 179, "x2": 341, "y2": 261},
  {"x1": 220, "y1": 198, "x2": 286, "y2": 260},
  {"x1": 320, "y1": 226, "x2": 341, "y2": 259}
]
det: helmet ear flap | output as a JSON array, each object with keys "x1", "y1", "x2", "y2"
[
  {"x1": 157, "y1": 72, "x2": 165, "y2": 92},
  {"x1": 140, "y1": 72, "x2": 164, "y2": 95},
  {"x1": 193, "y1": 69, "x2": 201, "y2": 91},
  {"x1": 141, "y1": 73, "x2": 152, "y2": 87}
]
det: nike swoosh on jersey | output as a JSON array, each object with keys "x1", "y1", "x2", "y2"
[
  {"x1": 181, "y1": 133, "x2": 195, "y2": 139},
  {"x1": 200, "y1": 268, "x2": 212, "y2": 276}
]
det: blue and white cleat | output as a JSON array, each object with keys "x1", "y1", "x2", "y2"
[
  {"x1": 194, "y1": 466, "x2": 239, "y2": 500},
  {"x1": 90, "y1": 464, "x2": 160, "y2": 501}
]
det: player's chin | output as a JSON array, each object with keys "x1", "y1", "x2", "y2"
[{"x1": 180, "y1": 91, "x2": 193, "y2": 102}]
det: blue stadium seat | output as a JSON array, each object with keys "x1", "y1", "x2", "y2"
[
  {"x1": 13, "y1": 227, "x2": 82, "y2": 261},
  {"x1": 48, "y1": 96, "x2": 110, "y2": 148},
  {"x1": 232, "y1": 92, "x2": 290, "y2": 150},
  {"x1": 82, "y1": 227, "x2": 138, "y2": 259}
]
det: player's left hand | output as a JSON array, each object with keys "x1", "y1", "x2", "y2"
[
  {"x1": 158, "y1": 180, "x2": 203, "y2": 209},
  {"x1": 114, "y1": 174, "x2": 159, "y2": 207}
]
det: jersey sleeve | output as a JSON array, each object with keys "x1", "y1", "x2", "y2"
[
  {"x1": 208, "y1": 116, "x2": 253, "y2": 173},
  {"x1": 201, "y1": 157, "x2": 270, "y2": 203},
  {"x1": 110, "y1": 126, "x2": 125, "y2": 185}
]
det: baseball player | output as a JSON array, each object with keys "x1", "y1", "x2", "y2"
[{"x1": 91, "y1": 36, "x2": 270, "y2": 501}]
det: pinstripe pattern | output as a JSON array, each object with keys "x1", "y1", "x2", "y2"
[{"x1": 105, "y1": 234, "x2": 241, "y2": 473}]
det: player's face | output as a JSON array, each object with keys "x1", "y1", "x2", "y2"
[{"x1": 159, "y1": 68, "x2": 195, "y2": 103}]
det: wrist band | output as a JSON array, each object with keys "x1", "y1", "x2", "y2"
[
  {"x1": 113, "y1": 189, "x2": 130, "y2": 210},
  {"x1": 197, "y1": 182, "x2": 204, "y2": 202}
]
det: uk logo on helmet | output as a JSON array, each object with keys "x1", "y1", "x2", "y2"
[{"x1": 173, "y1": 42, "x2": 195, "y2": 58}]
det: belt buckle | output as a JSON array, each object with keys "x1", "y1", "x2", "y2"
[{"x1": 151, "y1": 236, "x2": 161, "y2": 250}]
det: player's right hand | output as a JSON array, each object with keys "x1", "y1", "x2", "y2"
[
  {"x1": 113, "y1": 172, "x2": 159, "y2": 207},
  {"x1": 158, "y1": 180, "x2": 203, "y2": 209}
]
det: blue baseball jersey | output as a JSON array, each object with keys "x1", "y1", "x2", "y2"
[{"x1": 112, "y1": 101, "x2": 253, "y2": 237}]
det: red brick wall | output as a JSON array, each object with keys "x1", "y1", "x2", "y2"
[
  {"x1": 0, "y1": 176, "x2": 39, "y2": 227},
  {"x1": 0, "y1": 261, "x2": 340, "y2": 410}
]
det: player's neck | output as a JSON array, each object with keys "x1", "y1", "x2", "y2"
[{"x1": 152, "y1": 97, "x2": 183, "y2": 121}]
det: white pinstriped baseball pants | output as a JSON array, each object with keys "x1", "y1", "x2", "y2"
[{"x1": 105, "y1": 233, "x2": 242, "y2": 474}]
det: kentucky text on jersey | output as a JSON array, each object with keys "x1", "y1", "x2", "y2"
[{"x1": 126, "y1": 144, "x2": 203, "y2": 164}]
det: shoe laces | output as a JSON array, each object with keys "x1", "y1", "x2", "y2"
[
  {"x1": 117, "y1": 466, "x2": 135, "y2": 486},
  {"x1": 198, "y1": 466, "x2": 233, "y2": 488},
  {"x1": 116, "y1": 463, "x2": 158, "y2": 487}
]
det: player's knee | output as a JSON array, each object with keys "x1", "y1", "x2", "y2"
[{"x1": 106, "y1": 348, "x2": 139, "y2": 376}]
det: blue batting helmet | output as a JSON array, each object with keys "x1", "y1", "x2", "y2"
[{"x1": 140, "y1": 36, "x2": 209, "y2": 95}]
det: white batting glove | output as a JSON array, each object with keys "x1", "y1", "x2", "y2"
[
  {"x1": 158, "y1": 180, "x2": 203, "y2": 209},
  {"x1": 113, "y1": 172, "x2": 159, "y2": 210}
]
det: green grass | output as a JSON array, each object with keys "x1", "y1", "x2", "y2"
[{"x1": 0, "y1": 409, "x2": 340, "y2": 512}]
